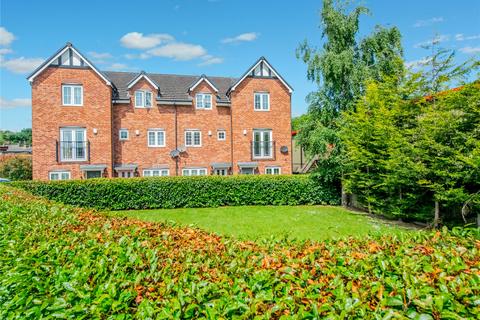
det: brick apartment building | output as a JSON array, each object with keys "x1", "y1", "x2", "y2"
[{"x1": 28, "y1": 43, "x2": 293, "y2": 180}]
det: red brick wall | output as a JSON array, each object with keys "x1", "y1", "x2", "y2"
[
  {"x1": 176, "y1": 81, "x2": 232, "y2": 174},
  {"x1": 112, "y1": 79, "x2": 176, "y2": 175},
  {"x1": 32, "y1": 69, "x2": 292, "y2": 179},
  {"x1": 31, "y1": 67, "x2": 113, "y2": 180},
  {"x1": 230, "y1": 77, "x2": 292, "y2": 174}
]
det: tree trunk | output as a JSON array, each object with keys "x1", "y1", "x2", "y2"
[
  {"x1": 433, "y1": 201, "x2": 441, "y2": 228},
  {"x1": 341, "y1": 182, "x2": 349, "y2": 207},
  {"x1": 477, "y1": 213, "x2": 480, "y2": 228}
]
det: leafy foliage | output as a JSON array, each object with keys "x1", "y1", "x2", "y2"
[
  {"x1": 296, "y1": 0, "x2": 404, "y2": 190},
  {"x1": 0, "y1": 155, "x2": 32, "y2": 181},
  {"x1": 12, "y1": 175, "x2": 339, "y2": 210},
  {"x1": 1, "y1": 186, "x2": 479, "y2": 318},
  {"x1": 0, "y1": 128, "x2": 32, "y2": 146},
  {"x1": 340, "y1": 75, "x2": 480, "y2": 222}
]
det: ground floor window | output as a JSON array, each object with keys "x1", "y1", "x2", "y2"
[
  {"x1": 49, "y1": 171, "x2": 71, "y2": 180},
  {"x1": 265, "y1": 167, "x2": 281, "y2": 175},
  {"x1": 240, "y1": 167, "x2": 255, "y2": 175},
  {"x1": 118, "y1": 170, "x2": 134, "y2": 178},
  {"x1": 85, "y1": 170, "x2": 102, "y2": 179},
  {"x1": 214, "y1": 168, "x2": 228, "y2": 175},
  {"x1": 143, "y1": 169, "x2": 169, "y2": 177},
  {"x1": 182, "y1": 168, "x2": 207, "y2": 176}
]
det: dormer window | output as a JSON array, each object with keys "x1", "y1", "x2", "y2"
[
  {"x1": 196, "y1": 93, "x2": 212, "y2": 109},
  {"x1": 135, "y1": 90, "x2": 153, "y2": 108},
  {"x1": 62, "y1": 84, "x2": 83, "y2": 106}
]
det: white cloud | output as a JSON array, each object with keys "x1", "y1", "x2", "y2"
[
  {"x1": 120, "y1": 32, "x2": 174, "y2": 49},
  {"x1": 147, "y1": 42, "x2": 207, "y2": 61},
  {"x1": 455, "y1": 33, "x2": 480, "y2": 41},
  {"x1": 105, "y1": 63, "x2": 129, "y2": 71},
  {"x1": 0, "y1": 97, "x2": 31, "y2": 109},
  {"x1": 124, "y1": 53, "x2": 151, "y2": 60},
  {"x1": 413, "y1": 17, "x2": 444, "y2": 28},
  {"x1": 87, "y1": 51, "x2": 113, "y2": 64},
  {"x1": 459, "y1": 46, "x2": 480, "y2": 54},
  {"x1": 222, "y1": 32, "x2": 259, "y2": 44},
  {"x1": 1, "y1": 57, "x2": 44, "y2": 74},
  {"x1": 0, "y1": 48, "x2": 12, "y2": 55},
  {"x1": 0, "y1": 27, "x2": 15, "y2": 46},
  {"x1": 198, "y1": 55, "x2": 224, "y2": 66},
  {"x1": 414, "y1": 34, "x2": 449, "y2": 48},
  {"x1": 405, "y1": 57, "x2": 432, "y2": 69}
]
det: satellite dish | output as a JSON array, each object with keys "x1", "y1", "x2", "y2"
[
  {"x1": 177, "y1": 145, "x2": 187, "y2": 153},
  {"x1": 170, "y1": 149, "x2": 180, "y2": 158},
  {"x1": 280, "y1": 146, "x2": 289, "y2": 154}
]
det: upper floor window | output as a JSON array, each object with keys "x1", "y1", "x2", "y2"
[
  {"x1": 185, "y1": 130, "x2": 201, "y2": 147},
  {"x1": 119, "y1": 129, "x2": 129, "y2": 140},
  {"x1": 60, "y1": 127, "x2": 87, "y2": 161},
  {"x1": 49, "y1": 171, "x2": 71, "y2": 180},
  {"x1": 62, "y1": 84, "x2": 83, "y2": 106},
  {"x1": 147, "y1": 129, "x2": 165, "y2": 147},
  {"x1": 254, "y1": 92, "x2": 269, "y2": 111},
  {"x1": 253, "y1": 129, "x2": 273, "y2": 159},
  {"x1": 135, "y1": 90, "x2": 152, "y2": 108},
  {"x1": 195, "y1": 93, "x2": 212, "y2": 109}
]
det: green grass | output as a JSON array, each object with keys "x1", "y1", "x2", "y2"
[{"x1": 108, "y1": 205, "x2": 411, "y2": 241}]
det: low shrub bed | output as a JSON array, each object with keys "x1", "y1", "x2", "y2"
[
  {"x1": 1, "y1": 185, "x2": 479, "y2": 318},
  {"x1": 12, "y1": 174, "x2": 339, "y2": 210}
]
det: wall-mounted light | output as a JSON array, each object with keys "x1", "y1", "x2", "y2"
[
  {"x1": 93, "y1": 128, "x2": 98, "y2": 135},
  {"x1": 243, "y1": 129, "x2": 247, "y2": 136},
  {"x1": 208, "y1": 130, "x2": 212, "y2": 136},
  {"x1": 135, "y1": 130, "x2": 140, "y2": 136}
]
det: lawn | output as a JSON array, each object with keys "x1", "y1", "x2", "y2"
[{"x1": 108, "y1": 205, "x2": 411, "y2": 241}]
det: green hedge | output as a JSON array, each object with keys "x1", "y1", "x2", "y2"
[{"x1": 12, "y1": 175, "x2": 339, "y2": 210}]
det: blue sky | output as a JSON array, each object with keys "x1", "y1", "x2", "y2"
[{"x1": 0, "y1": 0, "x2": 479, "y2": 131}]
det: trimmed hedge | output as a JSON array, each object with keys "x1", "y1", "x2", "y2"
[{"x1": 12, "y1": 175, "x2": 339, "y2": 210}]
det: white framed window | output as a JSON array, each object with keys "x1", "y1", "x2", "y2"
[
  {"x1": 195, "y1": 93, "x2": 212, "y2": 109},
  {"x1": 118, "y1": 170, "x2": 134, "y2": 178},
  {"x1": 214, "y1": 168, "x2": 228, "y2": 176},
  {"x1": 254, "y1": 92, "x2": 270, "y2": 111},
  {"x1": 185, "y1": 130, "x2": 201, "y2": 147},
  {"x1": 119, "y1": 129, "x2": 129, "y2": 140},
  {"x1": 182, "y1": 168, "x2": 207, "y2": 176},
  {"x1": 253, "y1": 129, "x2": 273, "y2": 159},
  {"x1": 217, "y1": 130, "x2": 226, "y2": 141},
  {"x1": 143, "y1": 169, "x2": 169, "y2": 177},
  {"x1": 62, "y1": 84, "x2": 83, "y2": 106},
  {"x1": 135, "y1": 90, "x2": 153, "y2": 108},
  {"x1": 147, "y1": 129, "x2": 165, "y2": 147},
  {"x1": 49, "y1": 171, "x2": 71, "y2": 180},
  {"x1": 265, "y1": 167, "x2": 281, "y2": 175},
  {"x1": 240, "y1": 168, "x2": 255, "y2": 175},
  {"x1": 85, "y1": 170, "x2": 102, "y2": 179},
  {"x1": 60, "y1": 127, "x2": 87, "y2": 161}
]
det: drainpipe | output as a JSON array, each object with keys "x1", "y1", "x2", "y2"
[
  {"x1": 174, "y1": 102, "x2": 179, "y2": 176},
  {"x1": 229, "y1": 96, "x2": 234, "y2": 174}
]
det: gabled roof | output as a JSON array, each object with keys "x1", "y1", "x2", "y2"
[
  {"x1": 227, "y1": 57, "x2": 293, "y2": 95},
  {"x1": 126, "y1": 71, "x2": 160, "y2": 90},
  {"x1": 104, "y1": 71, "x2": 236, "y2": 102},
  {"x1": 27, "y1": 42, "x2": 112, "y2": 86},
  {"x1": 188, "y1": 74, "x2": 219, "y2": 92}
]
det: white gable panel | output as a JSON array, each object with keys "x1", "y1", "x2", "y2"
[
  {"x1": 60, "y1": 50, "x2": 70, "y2": 66},
  {"x1": 72, "y1": 51, "x2": 82, "y2": 66}
]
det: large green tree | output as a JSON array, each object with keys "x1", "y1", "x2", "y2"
[{"x1": 296, "y1": 0, "x2": 404, "y2": 204}]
